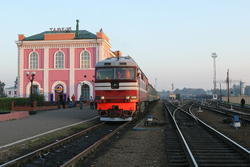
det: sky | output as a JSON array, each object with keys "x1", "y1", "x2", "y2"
[{"x1": 0, "y1": 0, "x2": 250, "y2": 91}]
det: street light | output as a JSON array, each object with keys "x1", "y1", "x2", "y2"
[{"x1": 26, "y1": 71, "x2": 36, "y2": 103}]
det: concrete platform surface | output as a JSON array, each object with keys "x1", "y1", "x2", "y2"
[
  {"x1": 0, "y1": 111, "x2": 30, "y2": 121},
  {"x1": 0, "y1": 105, "x2": 99, "y2": 149}
]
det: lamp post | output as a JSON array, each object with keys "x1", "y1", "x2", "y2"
[{"x1": 26, "y1": 71, "x2": 36, "y2": 103}]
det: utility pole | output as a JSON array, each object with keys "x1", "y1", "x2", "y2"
[
  {"x1": 227, "y1": 69, "x2": 229, "y2": 102},
  {"x1": 220, "y1": 83, "x2": 222, "y2": 101},
  {"x1": 211, "y1": 53, "x2": 218, "y2": 100},
  {"x1": 171, "y1": 83, "x2": 174, "y2": 102},
  {"x1": 155, "y1": 77, "x2": 157, "y2": 90}
]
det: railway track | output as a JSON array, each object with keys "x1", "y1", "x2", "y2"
[
  {"x1": 165, "y1": 103, "x2": 189, "y2": 166},
  {"x1": 0, "y1": 122, "x2": 128, "y2": 167},
  {"x1": 165, "y1": 101, "x2": 250, "y2": 167},
  {"x1": 210, "y1": 101, "x2": 250, "y2": 114},
  {"x1": 195, "y1": 102, "x2": 250, "y2": 125}
]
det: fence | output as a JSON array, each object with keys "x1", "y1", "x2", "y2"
[
  {"x1": 12, "y1": 100, "x2": 90, "y2": 111},
  {"x1": 222, "y1": 96, "x2": 250, "y2": 105}
]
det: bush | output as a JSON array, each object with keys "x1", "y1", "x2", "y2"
[
  {"x1": 30, "y1": 93, "x2": 45, "y2": 102},
  {"x1": 0, "y1": 93, "x2": 45, "y2": 110},
  {"x1": 0, "y1": 97, "x2": 30, "y2": 110}
]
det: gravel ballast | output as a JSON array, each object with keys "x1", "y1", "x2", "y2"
[{"x1": 81, "y1": 100, "x2": 169, "y2": 167}]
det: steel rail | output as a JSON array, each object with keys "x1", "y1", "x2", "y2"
[
  {"x1": 195, "y1": 102, "x2": 250, "y2": 124},
  {"x1": 61, "y1": 121, "x2": 130, "y2": 167},
  {"x1": 0, "y1": 122, "x2": 105, "y2": 167},
  {"x1": 165, "y1": 103, "x2": 198, "y2": 167},
  {"x1": 189, "y1": 104, "x2": 250, "y2": 159}
]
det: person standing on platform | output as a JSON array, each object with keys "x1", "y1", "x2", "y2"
[
  {"x1": 90, "y1": 96, "x2": 94, "y2": 109},
  {"x1": 71, "y1": 94, "x2": 76, "y2": 107},
  {"x1": 79, "y1": 95, "x2": 83, "y2": 109},
  {"x1": 57, "y1": 96, "x2": 61, "y2": 109},
  {"x1": 241, "y1": 98, "x2": 245, "y2": 108},
  {"x1": 59, "y1": 93, "x2": 65, "y2": 108}
]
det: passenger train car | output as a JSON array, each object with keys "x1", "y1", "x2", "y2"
[{"x1": 95, "y1": 56, "x2": 160, "y2": 121}]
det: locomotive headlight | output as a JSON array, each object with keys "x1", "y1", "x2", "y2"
[
  {"x1": 125, "y1": 95, "x2": 130, "y2": 100},
  {"x1": 101, "y1": 96, "x2": 105, "y2": 100},
  {"x1": 131, "y1": 95, "x2": 137, "y2": 99}
]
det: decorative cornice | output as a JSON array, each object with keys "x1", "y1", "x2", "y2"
[{"x1": 19, "y1": 43, "x2": 98, "y2": 49}]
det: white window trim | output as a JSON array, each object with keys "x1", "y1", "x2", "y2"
[
  {"x1": 77, "y1": 81, "x2": 93, "y2": 101},
  {"x1": 54, "y1": 51, "x2": 65, "y2": 69},
  {"x1": 51, "y1": 81, "x2": 67, "y2": 101},
  {"x1": 26, "y1": 81, "x2": 41, "y2": 98},
  {"x1": 29, "y1": 51, "x2": 39, "y2": 69},
  {"x1": 80, "y1": 50, "x2": 91, "y2": 69}
]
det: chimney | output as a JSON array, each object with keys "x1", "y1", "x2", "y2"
[
  {"x1": 76, "y1": 19, "x2": 79, "y2": 37},
  {"x1": 115, "y1": 51, "x2": 122, "y2": 56},
  {"x1": 18, "y1": 34, "x2": 25, "y2": 41}
]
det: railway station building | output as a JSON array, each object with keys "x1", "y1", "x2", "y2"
[{"x1": 15, "y1": 20, "x2": 115, "y2": 102}]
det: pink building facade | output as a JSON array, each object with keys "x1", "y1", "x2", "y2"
[{"x1": 15, "y1": 21, "x2": 114, "y2": 101}]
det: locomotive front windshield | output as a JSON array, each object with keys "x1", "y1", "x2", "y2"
[{"x1": 96, "y1": 67, "x2": 135, "y2": 80}]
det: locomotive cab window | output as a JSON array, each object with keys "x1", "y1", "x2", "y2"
[
  {"x1": 116, "y1": 68, "x2": 135, "y2": 79},
  {"x1": 96, "y1": 68, "x2": 114, "y2": 80},
  {"x1": 96, "y1": 67, "x2": 135, "y2": 80}
]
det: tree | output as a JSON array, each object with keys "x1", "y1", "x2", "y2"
[
  {"x1": 232, "y1": 84, "x2": 240, "y2": 96},
  {"x1": 0, "y1": 81, "x2": 6, "y2": 97},
  {"x1": 14, "y1": 76, "x2": 18, "y2": 88}
]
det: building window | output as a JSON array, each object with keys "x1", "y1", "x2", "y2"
[
  {"x1": 55, "y1": 51, "x2": 64, "y2": 68},
  {"x1": 9, "y1": 91, "x2": 11, "y2": 95},
  {"x1": 80, "y1": 51, "x2": 90, "y2": 68},
  {"x1": 29, "y1": 52, "x2": 38, "y2": 69},
  {"x1": 14, "y1": 91, "x2": 17, "y2": 95}
]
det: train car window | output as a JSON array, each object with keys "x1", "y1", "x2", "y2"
[{"x1": 96, "y1": 68, "x2": 114, "y2": 80}]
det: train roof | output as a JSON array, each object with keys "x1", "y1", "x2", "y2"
[{"x1": 95, "y1": 56, "x2": 138, "y2": 68}]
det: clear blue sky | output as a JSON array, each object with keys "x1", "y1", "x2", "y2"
[{"x1": 0, "y1": 0, "x2": 250, "y2": 91}]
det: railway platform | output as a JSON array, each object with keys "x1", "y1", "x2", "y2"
[{"x1": 0, "y1": 105, "x2": 99, "y2": 149}]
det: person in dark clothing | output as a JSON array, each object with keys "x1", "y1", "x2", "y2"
[
  {"x1": 90, "y1": 96, "x2": 94, "y2": 109},
  {"x1": 241, "y1": 98, "x2": 245, "y2": 108},
  {"x1": 67, "y1": 95, "x2": 70, "y2": 102},
  {"x1": 57, "y1": 96, "x2": 61, "y2": 109},
  {"x1": 59, "y1": 93, "x2": 65, "y2": 108},
  {"x1": 79, "y1": 95, "x2": 83, "y2": 109}
]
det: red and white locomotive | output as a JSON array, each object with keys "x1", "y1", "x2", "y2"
[{"x1": 95, "y1": 55, "x2": 159, "y2": 121}]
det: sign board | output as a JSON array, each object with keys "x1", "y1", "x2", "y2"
[
  {"x1": 55, "y1": 85, "x2": 63, "y2": 93},
  {"x1": 49, "y1": 27, "x2": 72, "y2": 32}
]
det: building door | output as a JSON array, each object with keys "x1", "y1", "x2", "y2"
[
  {"x1": 30, "y1": 85, "x2": 38, "y2": 96},
  {"x1": 55, "y1": 84, "x2": 64, "y2": 101},
  {"x1": 81, "y1": 84, "x2": 90, "y2": 100}
]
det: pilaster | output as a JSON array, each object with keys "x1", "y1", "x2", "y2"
[
  {"x1": 44, "y1": 47, "x2": 49, "y2": 101},
  {"x1": 69, "y1": 47, "x2": 75, "y2": 95},
  {"x1": 19, "y1": 46, "x2": 24, "y2": 97}
]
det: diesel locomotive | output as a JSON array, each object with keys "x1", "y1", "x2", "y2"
[{"x1": 95, "y1": 56, "x2": 159, "y2": 121}]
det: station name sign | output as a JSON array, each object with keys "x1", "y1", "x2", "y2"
[{"x1": 49, "y1": 27, "x2": 72, "y2": 32}]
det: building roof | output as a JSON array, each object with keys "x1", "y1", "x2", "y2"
[
  {"x1": 95, "y1": 56, "x2": 138, "y2": 67},
  {"x1": 22, "y1": 30, "x2": 97, "y2": 41},
  {"x1": 5, "y1": 87, "x2": 17, "y2": 90}
]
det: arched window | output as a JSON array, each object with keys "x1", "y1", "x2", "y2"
[
  {"x1": 81, "y1": 84, "x2": 90, "y2": 100},
  {"x1": 80, "y1": 51, "x2": 90, "y2": 68},
  {"x1": 29, "y1": 52, "x2": 38, "y2": 69},
  {"x1": 55, "y1": 51, "x2": 64, "y2": 68}
]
